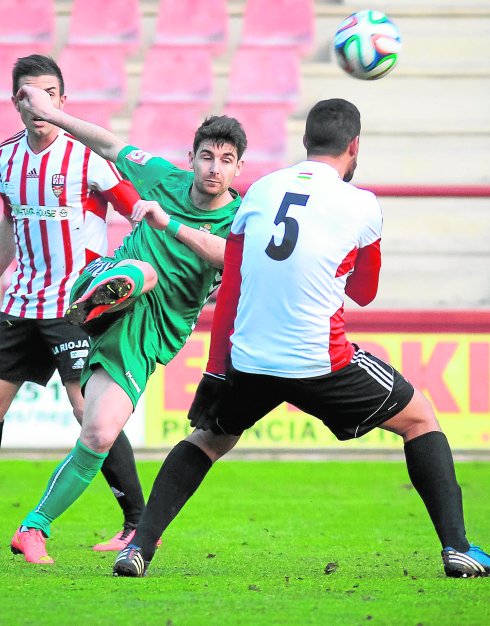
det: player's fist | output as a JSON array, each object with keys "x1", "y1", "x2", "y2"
[
  {"x1": 131, "y1": 200, "x2": 170, "y2": 230},
  {"x1": 16, "y1": 85, "x2": 54, "y2": 120},
  {"x1": 188, "y1": 372, "x2": 226, "y2": 430}
]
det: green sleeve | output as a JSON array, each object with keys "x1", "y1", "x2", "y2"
[{"x1": 115, "y1": 145, "x2": 180, "y2": 196}]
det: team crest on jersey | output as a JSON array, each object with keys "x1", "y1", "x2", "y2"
[
  {"x1": 125, "y1": 149, "x2": 153, "y2": 165},
  {"x1": 52, "y1": 174, "x2": 65, "y2": 197},
  {"x1": 199, "y1": 223, "x2": 212, "y2": 233}
]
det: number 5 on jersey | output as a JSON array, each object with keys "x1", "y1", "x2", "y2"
[{"x1": 265, "y1": 192, "x2": 309, "y2": 261}]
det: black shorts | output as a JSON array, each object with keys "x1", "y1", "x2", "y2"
[
  {"x1": 212, "y1": 346, "x2": 415, "y2": 440},
  {"x1": 0, "y1": 312, "x2": 90, "y2": 386}
]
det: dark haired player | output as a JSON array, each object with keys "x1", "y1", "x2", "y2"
[
  {"x1": 113, "y1": 99, "x2": 489, "y2": 580},
  {"x1": 0, "y1": 54, "x2": 151, "y2": 562},
  {"x1": 11, "y1": 83, "x2": 247, "y2": 565}
]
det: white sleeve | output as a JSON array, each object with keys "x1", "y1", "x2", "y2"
[
  {"x1": 358, "y1": 190, "x2": 383, "y2": 247},
  {"x1": 86, "y1": 150, "x2": 123, "y2": 192}
]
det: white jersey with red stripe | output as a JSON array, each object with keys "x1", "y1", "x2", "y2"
[
  {"x1": 0, "y1": 129, "x2": 132, "y2": 319},
  {"x1": 226, "y1": 160, "x2": 383, "y2": 378}
]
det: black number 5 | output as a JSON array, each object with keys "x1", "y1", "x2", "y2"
[{"x1": 265, "y1": 192, "x2": 309, "y2": 261}]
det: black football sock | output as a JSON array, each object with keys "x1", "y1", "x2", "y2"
[
  {"x1": 133, "y1": 440, "x2": 213, "y2": 561},
  {"x1": 101, "y1": 430, "x2": 145, "y2": 528},
  {"x1": 0, "y1": 420, "x2": 3, "y2": 447},
  {"x1": 404, "y1": 431, "x2": 469, "y2": 552}
]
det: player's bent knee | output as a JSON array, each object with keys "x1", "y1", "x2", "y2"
[
  {"x1": 115, "y1": 259, "x2": 157, "y2": 292},
  {"x1": 79, "y1": 429, "x2": 115, "y2": 454},
  {"x1": 381, "y1": 389, "x2": 440, "y2": 441},
  {"x1": 186, "y1": 429, "x2": 239, "y2": 463}
]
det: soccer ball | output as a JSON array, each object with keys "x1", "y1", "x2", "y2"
[{"x1": 333, "y1": 10, "x2": 402, "y2": 80}]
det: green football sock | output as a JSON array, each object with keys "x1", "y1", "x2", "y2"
[
  {"x1": 22, "y1": 439, "x2": 108, "y2": 537},
  {"x1": 87, "y1": 264, "x2": 145, "y2": 299}
]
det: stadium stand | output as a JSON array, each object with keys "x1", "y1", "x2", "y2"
[
  {"x1": 153, "y1": 0, "x2": 228, "y2": 57},
  {"x1": 0, "y1": 0, "x2": 55, "y2": 52},
  {"x1": 223, "y1": 103, "x2": 289, "y2": 195},
  {"x1": 2, "y1": 0, "x2": 488, "y2": 309},
  {"x1": 0, "y1": 101, "x2": 24, "y2": 139},
  {"x1": 128, "y1": 102, "x2": 203, "y2": 168},
  {"x1": 240, "y1": 0, "x2": 315, "y2": 56},
  {"x1": 140, "y1": 46, "x2": 214, "y2": 113},
  {"x1": 226, "y1": 46, "x2": 301, "y2": 112},
  {"x1": 0, "y1": 45, "x2": 49, "y2": 99},
  {"x1": 57, "y1": 45, "x2": 127, "y2": 114},
  {"x1": 67, "y1": 0, "x2": 141, "y2": 55}
]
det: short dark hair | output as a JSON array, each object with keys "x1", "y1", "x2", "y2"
[
  {"x1": 12, "y1": 54, "x2": 64, "y2": 96},
  {"x1": 193, "y1": 115, "x2": 247, "y2": 160},
  {"x1": 304, "y1": 99, "x2": 361, "y2": 157}
]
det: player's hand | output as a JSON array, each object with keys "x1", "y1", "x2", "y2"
[
  {"x1": 188, "y1": 372, "x2": 226, "y2": 430},
  {"x1": 16, "y1": 85, "x2": 54, "y2": 120},
  {"x1": 131, "y1": 200, "x2": 170, "y2": 230}
]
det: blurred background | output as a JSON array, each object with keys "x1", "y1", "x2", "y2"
[{"x1": 1, "y1": 0, "x2": 489, "y2": 452}]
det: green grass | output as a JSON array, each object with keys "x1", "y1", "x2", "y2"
[{"x1": 1, "y1": 460, "x2": 489, "y2": 626}]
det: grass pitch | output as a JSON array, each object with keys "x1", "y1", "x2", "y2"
[{"x1": 1, "y1": 459, "x2": 489, "y2": 626}]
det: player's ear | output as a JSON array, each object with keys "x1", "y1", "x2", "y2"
[
  {"x1": 348, "y1": 136, "x2": 360, "y2": 156},
  {"x1": 188, "y1": 151, "x2": 194, "y2": 169},
  {"x1": 59, "y1": 94, "x2": 67, "y2": 109},
  {"x1": 11, "y1": 95, "x2": 20, "y2": 112},
  {"x1": 234, "y1": 159, "x2": 244, "y2": 177},
  {"x1": 302, "y1": 134, "x2": 308, "y2": 150}
]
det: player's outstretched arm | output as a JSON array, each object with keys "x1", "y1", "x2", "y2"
[
  {"x1": 16, "y1": 85, "x2": 125, "y2": 163},
  {"x1": 131, "y1": 200, "x2": 226, "y2": 268}
]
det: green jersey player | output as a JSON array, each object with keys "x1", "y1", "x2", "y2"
[{"x1": 10, "y1": 84, "x2": 247, "y2": 565}]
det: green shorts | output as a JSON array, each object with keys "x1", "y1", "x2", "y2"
[{"x1": 71, "y1": 260, "x2": 174, "y2": 409}]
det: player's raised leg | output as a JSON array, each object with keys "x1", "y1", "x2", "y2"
[{"x1": 65, "y1": 260, "x2": 157, "y2": 327}]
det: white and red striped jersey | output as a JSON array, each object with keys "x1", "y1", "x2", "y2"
[
  {"x1": 0, "y1": 129, "x2": 139, "y2": 319},
  {"x1": 207, "y1": 160, "x2": 383, "y2": 378}
]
